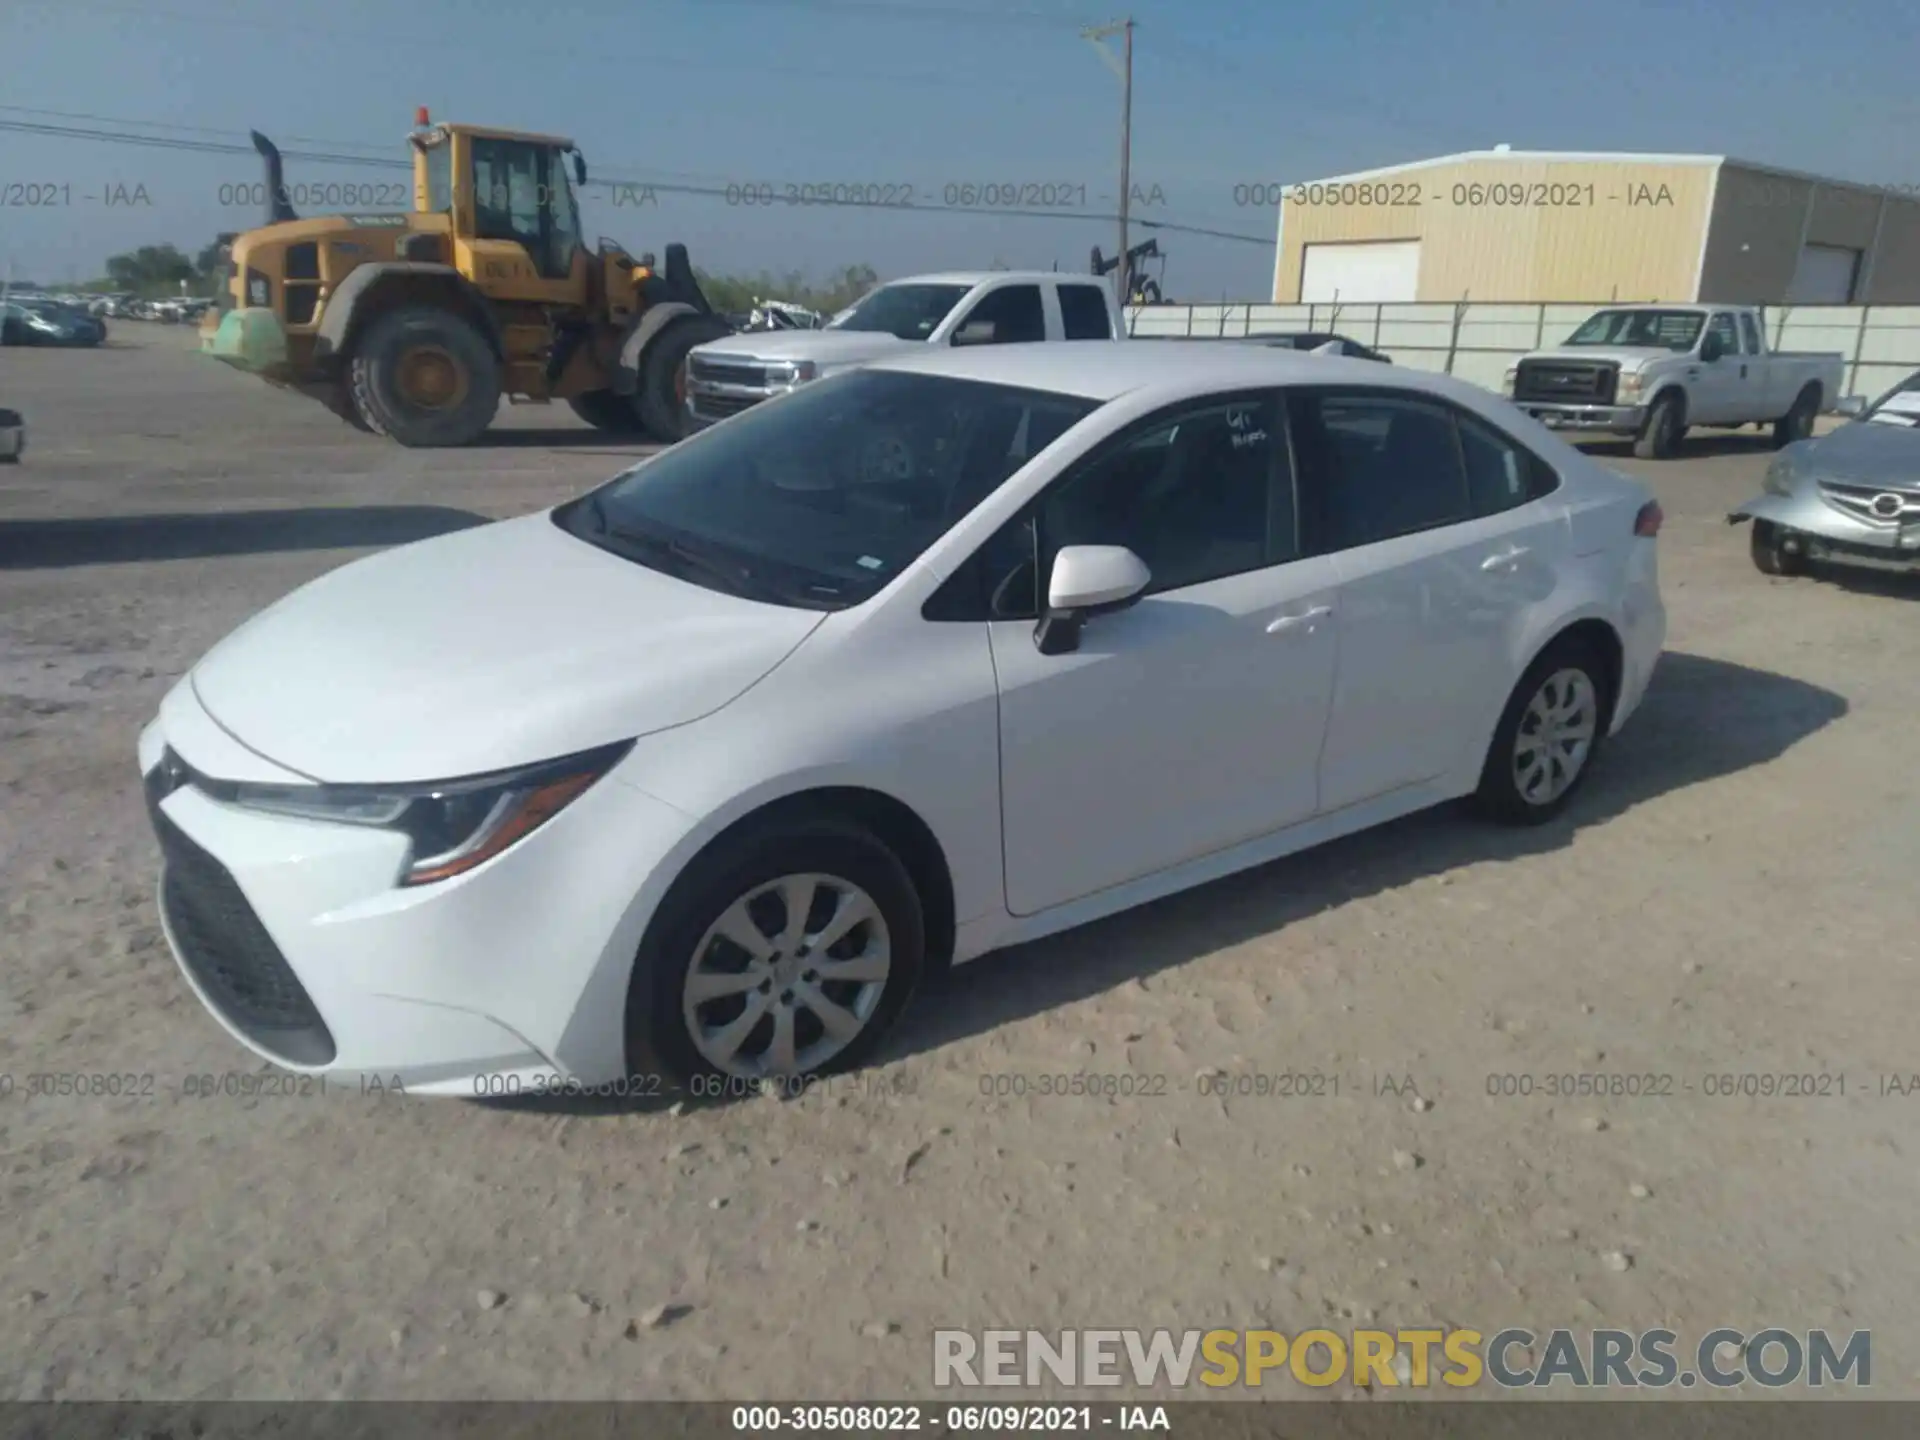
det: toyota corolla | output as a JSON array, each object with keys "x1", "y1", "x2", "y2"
[{"x1": 139, "y1": 345, "x2": 1665, "y2": 1095}]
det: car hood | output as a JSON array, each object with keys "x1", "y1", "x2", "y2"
[
  {"x1": 188, "y1": 512, "x2": 825, "y2": 783},
  {"x1": 1527, "y1": 347, "x2": 1681, "y2": 368},
  {"x1": 695, "y1": 329, "x2": 920, "y2": 367},
  {"x1": 1796, "y1": 420, "x2": 1920, "y2": 490}
]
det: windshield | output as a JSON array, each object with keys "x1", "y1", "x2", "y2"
[
  {"x1": 554, "y1": 369, "x2": 1099, "y2": 610},
  {"x1": 825, "y1": 283, "x2": 972, "y2": 340},
  {"x1": 1864, "y1": 369, "x2": 1920, "y2": 427},
  {"x1": 1565, "y1": 309, "x2": 1704, "y2": 350}
]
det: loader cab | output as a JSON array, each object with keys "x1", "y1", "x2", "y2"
[{"x1": 412, "y1": 122, "x2": 588, "y2": 304}]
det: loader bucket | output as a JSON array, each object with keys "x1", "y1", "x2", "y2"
[{"x1": 202, "y1": 307, "x2": 289, "y2": 374}]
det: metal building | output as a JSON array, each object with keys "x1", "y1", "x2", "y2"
[{"x1": 1270, "y1": 148, "x2": 1920, "y2": 306}]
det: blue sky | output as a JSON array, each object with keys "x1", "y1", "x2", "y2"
[{"x1": 3, "y1": 0, "x2": 1914, "y2": 297}]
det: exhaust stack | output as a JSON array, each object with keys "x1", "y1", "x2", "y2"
[{"x1": 249, "y1": 130, "x2": 299, "y2": 225}]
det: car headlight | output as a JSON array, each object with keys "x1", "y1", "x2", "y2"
[
  {"x1": 1762, "y1": 450, "x2": 1799, "y2": 495},
  {"x1": 223, "y1": 739, "x2": 634, "y2": 886},
  {"x1": 767, "y1": 360, "x2": 818, "y2": 388},
  {"x1": 1616, "y1": 370, "x2": 1643, "y2": 399},
  {"x1": 1501, "y1": 366, "x2": 1517, "y2": 396}
]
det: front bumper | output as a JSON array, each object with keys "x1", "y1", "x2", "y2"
[
  {"x1": 685, "y1": 375, "x2": 776, "y2": 428},
  {"x1": 138, "y1": 684, "x2": 702, "y2": 1095},
  {"x1": 1728, "y1": 490, "x2": 1920, "y2": 571},
  {"x1": 1514, "y1": 400, "x2": 1646, "y2": 435}
]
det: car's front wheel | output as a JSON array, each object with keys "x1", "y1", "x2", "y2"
[
  {"x1": 1473, "y1": 637, "x2": 1611, "y2": 825},
  {"x1": 627, "y1": 816, "x2": 925, "y2": 1091},
  {"x1": 1750, "y1": 518, "x2": 1808, "y2": 577}
]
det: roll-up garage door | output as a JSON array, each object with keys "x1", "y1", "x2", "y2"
[{"x1": 1300, "y1": 240, "x2": 1422, "y2": 303}]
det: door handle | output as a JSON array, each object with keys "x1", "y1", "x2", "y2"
[
  {"x1": 1266, "y1": 605, "x2": 1332, "y2": 634},
  {"x1": 1480, "y1": 545, "x2": 1530, "y2": 572}
]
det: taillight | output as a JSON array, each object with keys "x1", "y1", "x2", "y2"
[{"x1": 1634, "y1": 500, "x2": 1664, "y2": 537}]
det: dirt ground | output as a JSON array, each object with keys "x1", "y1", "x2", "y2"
[{"x1": 1, "y1": 327, "x2": 1916, "y2": 1403}]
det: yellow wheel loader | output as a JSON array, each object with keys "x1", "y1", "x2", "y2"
[{"x1": 201, "y1": 110, "x2": 731, "y2": 446}]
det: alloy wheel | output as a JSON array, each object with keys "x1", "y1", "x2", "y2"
[
  {"x1": 682, "y1": 872, "x2": 892, "y2": 1077},
  {"x1": 1512, "y1": 668, "x2": 1598, "y2": 806}
]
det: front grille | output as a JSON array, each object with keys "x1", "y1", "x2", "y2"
[
  {"x1": 1818, "y1": 480, "x2": 1920, "y2": 526},
  {"x1": 146, "y1": 769, "x2": 336, "y2": 1066},
  {"x1": 1514, "y1": 360, "x2": 1618, "y2": 406},
  {"x1": 687, "y1": 356, "x2": 773, "y2": 388},
  {"x1": 692, "y1": 393, "x2": 762, "y2": 420}
]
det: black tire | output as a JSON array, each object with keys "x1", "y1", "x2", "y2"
[
  {"x1": 1472, "y1": 635, "x2": 1612, "y2": 826},
  {"x1": 625, "y1": 815, "x2": 925, "y2": 1092},
  {"x1": 1632, "y1": 391, "x2": 1685, "y2": 460},
  {"x1": 637, "y1": 314, "x2": 732, "y2": 442},
  {"x1": 1750, "y1": 518, "x2": 1807, "y2": 577},
  {"x1": 567, "y1": 388, "x2": 647, "y2": 434},
  {"x1": 1773, "y1": 384, "x2": 1820, "y2": 447},
  {"x1": 347, "y1": 306, "x2": 502, "y2": 448}
]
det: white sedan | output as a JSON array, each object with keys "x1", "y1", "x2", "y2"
[{"x1": 139, "y1": 344, "x2": 1666, "y2": 1095}]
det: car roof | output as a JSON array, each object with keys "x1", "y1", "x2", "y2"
[
  {"x1": 868, "y1": 340, "x2": 1460, "y2": 404},
  {"x1": 883, "y1": 271, "x2": 1095, "y2": 288}
]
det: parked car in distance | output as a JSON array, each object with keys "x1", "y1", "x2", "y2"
[
  {"x1": 684, "y1": 271, "x2": 1128, "y2": 429},
  {"x1": 1503, "y1": 304, "x2": 1845, "y2": 459},
  {"x1": 0, "y1": 408, "x2": 23, "y2": 463},
  {"x1": 139, "y1": 344, "x2": 1666, "y2": 1095},
  {"x1": 1244, "y1": 332, "x2": 1391, "y2": 362},
  {"x1": 1, "y1": 300, "x2": 103, "y2": 346},
  {"x1": 1728, "y1": 367, "x2": 1920, "y2": 577}
]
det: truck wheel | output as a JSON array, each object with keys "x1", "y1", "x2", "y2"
[
  {"x1": 1633, "y1": 392, "x2": 1685, "y2": 460},
  {"x1": 1773, "y1": 385, "x2": 1820, "y2": 447},
  {"x1": 567, "y1": 389, "x2": 647, "y2": 433},
  {"x1": 638, "y1": 315, "x2": 732, "y2": 443},
  {"x1": 348, "y1": 307, "x2": 502, "y2": 448},
  {"x1": 1750, "y1": 519, "x2": 1807, "y2": 577}
]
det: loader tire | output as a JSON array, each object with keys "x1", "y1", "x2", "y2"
[
  {"x1": 638, "y1": 314, "x2": 732, "y2": 443},
  {"x1": 567, "y1": 389, "x2": 647, "y2": 434},
  {"x1": 349, "y1": 307, "x2": 501, "y2": 448}
]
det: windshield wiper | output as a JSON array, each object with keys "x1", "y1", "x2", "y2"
[{"x1": 603, "y1": 524, "x2": 794, "y2": 602}]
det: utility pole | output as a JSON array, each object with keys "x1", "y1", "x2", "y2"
[{"x1": 1082, "y1": 17, "x2": 1134, "y2": 304}]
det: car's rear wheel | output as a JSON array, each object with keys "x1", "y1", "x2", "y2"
[
  {"x1": 1773, "y1": 385, "x2": 1820, "y2": 447},
  {"x1": 626, "y1": 817, "x2": 925, "y2": 1091},
  {"x1": 1473, "y1": 637, "x2": 1610, "y2": 825},
  {"x1": 1750, "y1": 518, "x2": 1808, "y2": 577}
]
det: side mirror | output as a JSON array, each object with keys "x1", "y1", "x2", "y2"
[
  {"x1": 1836, "y1": 395, "x2": 1867, "y2": 418},
  {"x1": 1033, "y1": 545, "x2": 1151, "y2": 655},
  {"x1": 572, "y1": 152, "x2": 588, "y2": 186},
  {"x1": 1699, "y1": 333, "x2": 1726, "y2": 362},
  {"x1": 953, "y1": 320, "x2": 997, "y2": 346}
]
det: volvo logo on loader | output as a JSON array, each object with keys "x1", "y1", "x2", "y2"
[{"x1": 200, "y1": 114, "x2": 733, "y2": 448}]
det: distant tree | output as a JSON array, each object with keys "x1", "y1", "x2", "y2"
[
  {"x1": 104, "y1": 243, "x2": 198, "y2": 296},
  {"x1": 195, "y1": 240, "x2": 226, "y2": 281}
]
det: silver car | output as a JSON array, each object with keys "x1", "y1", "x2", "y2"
[{"x1": 1729, "y1": 370, "x2": 1920, "y2": 577}]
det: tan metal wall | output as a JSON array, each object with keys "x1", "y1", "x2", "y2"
[
  {"x1": 1273, "y1": 156, "x2": 1717, "y2": 303},
  {"x1": 1699, "y1": 163, "x2": 1920, "y2": 303}
]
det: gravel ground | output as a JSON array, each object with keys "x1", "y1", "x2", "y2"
[{"x1": 1, "y1": 327, "x2": 1916, "y2": 1403}]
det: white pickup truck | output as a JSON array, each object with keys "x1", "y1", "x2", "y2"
[
  {"x1": 1502, "y1": 303, "x2": 1846, "y2": 459},
  {"x1": 684, "y1": 270, "x2": 1126, "y2": 428}
]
